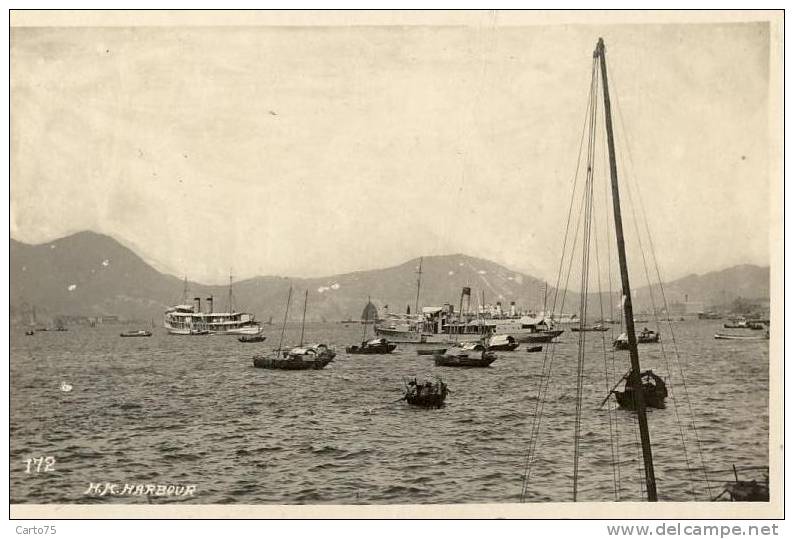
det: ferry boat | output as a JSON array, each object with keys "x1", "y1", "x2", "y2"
[{"x1": 164, "y1": 275, "x2": 262, "y2": 336}]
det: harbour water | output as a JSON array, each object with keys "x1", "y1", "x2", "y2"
[{"x1": 10, "y1": 319, "x2": 768, "y2": 504}]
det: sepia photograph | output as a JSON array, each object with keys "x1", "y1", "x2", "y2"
[{"x1": 8, "y1": 9, "x2": 783, "y2": 520}]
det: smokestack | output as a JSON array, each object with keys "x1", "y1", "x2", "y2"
[
  {"x1": 510, "y1": 301, "x2": 516, "y2": 316},
  {"x1": 194, "y1": 297, "x2": 201, "y2": 313},
  {"x1": 496, "y1": 301, "x2": 502, "y2": 315},
  {"x1": 207, "y1": 296, "x2": 214, "y2": 313}
]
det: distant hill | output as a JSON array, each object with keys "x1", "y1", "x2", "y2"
[{"x1": 9, "y1": 231, "x2": 769, "y2": 324}]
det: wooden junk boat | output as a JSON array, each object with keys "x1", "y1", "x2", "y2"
[
  {"x1": 613, "y1": 328, "x2": 660, "y2": 350},
  {"x1": 120, "y1": 330, "x2": 153, "y2": 337},
  {"x1": 434, "y1": 342, "x2": 496, "y2": 368},
  {"x1": 402, "y1": 377, "x2": 448, "y2": 408},
  {"x1": 346, "y1": 337, "x2": 397, "y2": 354},
  {"x1": 346, "y1": 298, "x2": 396, "y2": 354},
  {"x1": 485, "y1": 334, "x2": 519, "y2": 351},
  {"x1": 712, "y1": 466, "x2": 769, "y2": 502},
  {"x1": 253, "y1": 344, "x2": 335, "y2": 370},
  {"x1": 239, "y1": 331, "x2": 266, "y2": 343},
  {"x1": 602, "y1": 370, "x2": 668, "y2": 410},
  {"x1": 253, "y1": 287, "x2": 334, "y2": 370}
]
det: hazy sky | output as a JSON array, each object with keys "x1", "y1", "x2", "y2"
[{"x1": 11, "y1": 20, "x2": 773, "y2": 284}]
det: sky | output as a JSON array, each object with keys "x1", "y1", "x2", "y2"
[{"x1": 10, "y1": 18, "x2": 773, "y2": 284}]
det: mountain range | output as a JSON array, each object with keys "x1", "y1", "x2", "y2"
[{"x1": 10, "y1": 231, "x2": 769, "y2": 324}]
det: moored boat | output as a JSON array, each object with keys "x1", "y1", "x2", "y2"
[
  {"x1": 613, "y1": 328, "x2": 660, "y2": 350},
  {"x1": 714, "y1": 332, "x2": 769, "y2": 341},
  {"x1": 610, "y1": 370, "x2": 668, "y2": 410},
  {"x1": 239, "y1": 332, "x2": 266, "y2": 343},
  {"x1": 120, "y1": 330, "x2": 152, "y2": 337},
  {"x1": 417, "y1": 347, "x2": 447, "y2": 356},
  {"x1": 434, "y1": 342, "x2": 496, "y2": 368},
  {"x1": 485, "y1": 334, "x2": 519, "y2": 351},
  {"x1": 571, "y1": 324, "x2": 609, "y2": 332},
  {"x1": 526, "y1": 345, "x2": 543, "y2": 353},
  {"x1": 164, "y1": 274, "x2": 262, "y2": 336},
  {"x1": 346, "y1": 337, "x2": 397, "y2": 354},
  {"x1": 253, "y1": 344, "x2": 335, "y2": 370}
]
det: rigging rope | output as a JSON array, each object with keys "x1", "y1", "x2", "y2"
[
  {"x1": 610, "y1": 73, "x2": 713, "y2": 499},
  {"x1": 520, "y1": 56, "x2": 597, "y2": 502},
  {"x1": 572, "y1": 68, "x2": 598, "y2": 500}
]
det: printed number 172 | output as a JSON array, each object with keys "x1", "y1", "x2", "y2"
[{"x1": 24, "y1": 457, "x2": 55, "y2": 473}]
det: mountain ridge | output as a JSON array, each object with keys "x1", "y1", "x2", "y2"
[{"x1": 10, "y1": 231, "x2": 770, "y2": 323}]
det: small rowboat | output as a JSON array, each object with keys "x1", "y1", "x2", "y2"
[
  {"x1": 526, "y1": 345, "x2": 543, "y2": 353},
  {"x1": 120, "y1": 330, "x2": 152, "y2": 338},
  {"x1": 417, "y1": 348, "x2": 447, "y2": 356},
  {"x1": 239, "y1": 333, "x2": 266, "y2": 343},
  {"x1": 403, "y1": 377, "x2": 448, "y2": 408},
  {"x1": 714, "y1": 332, "x2": 769, "y2": 341}
]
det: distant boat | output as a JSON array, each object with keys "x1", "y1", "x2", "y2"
[
  {"x1": 526, "y1": 345, "x2": 543, "y2": 353},
  {"x1": 239, "y1": 331, "x2": 266, "y2": 343},
  {"x1": 434, "y1": 342, "x2": 496, "y2": 368},
  {"x1": 346, "y1": 337, "x2": 397, "y2": 355},
  {"x1": 714, "y1": 332, "x2": 769, "y2": 341},
  {"x1": 346, "y1": 297, "x2": 395, "y2": 354},
  {"x1": 613, "y1": 329, "x2": 660, "y2": 350},
  {"x1": 484, "y1": 334, "x2": 519, "y2": 351},
  {"x1": 120, "y1": 330, "x2": 152, "y2": 338},
  {"x1": 724, "y1": 318, "x2": 750, "y2": 329},
  {"x1": 417, "y1": 347, "x2": 447, "y2": 356},
  {"x1": 571, "y1": 324, "x2": 609, "y2": 332},
  {"x1": 24, "y1": 330, "x2": 34, "y2": 336}
]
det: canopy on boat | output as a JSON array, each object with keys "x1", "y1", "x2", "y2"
[
  {"x1": 489, "y1": 334, "x2": 515, "y2": 346},
  {"x1": 366, "y1": 338, "x2": 388, "y2": 345}
]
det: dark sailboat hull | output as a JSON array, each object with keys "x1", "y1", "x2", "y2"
[
  {"x1": 252, "y1": 353, "x2": 334, "y2": 370},
  {"x1": 434, "y1": 354, "x2": 496, "y2": 368}
]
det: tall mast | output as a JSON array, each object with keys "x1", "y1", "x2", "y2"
[
  {"x1": 276, "y1": 286, "x2": 293, "y2": 354},
  {"x1": 595, "y1": 37, "x2": 658, "y2": 501},
  {"x1": 362, "y1": 295, "x2": 371, "y2": 341},
  {"x1": 182, "y1": 276, "x2": 188, "y2": 304},
  {"x1": 414, "y1": 257, "x2": 423, "y2": 315},
  {"x1": 228, "y1": 270, "x2": 234, "y2": 313},
  {"x1": 299, "y1": 289, "x2": 308, "y2": 346}
]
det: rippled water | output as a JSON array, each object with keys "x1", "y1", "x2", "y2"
[{"x1": 10, "y1": 320, "x2": 768, "y2": 504}]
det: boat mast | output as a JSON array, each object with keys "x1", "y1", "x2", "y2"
[
  {"x1": 299, "y1": 289, "x2": 308, "y2": 346},
  {"x1": 362, "y1": 296, "x2": 371, "y2": 341},
  {"x1": 182, "y1": 276, "x2": 188, "y2": 304},
  {"x1": 276, "y1": 286, "x2": 293, "y2": 354},
  {"x1": 595, "y1": 37, "x2": 658, "y2": 502},
  {"x1": 228, "y1": 270, "x2": 234, "y2": 313},
  {"x1": 414, "y1": 257, "x2": 423, "y2": 315}
]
